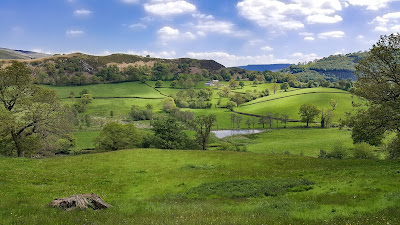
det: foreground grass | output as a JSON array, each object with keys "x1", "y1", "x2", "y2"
[{"x1": 1, "y1": 149, "x2": 400, "y2": 224}]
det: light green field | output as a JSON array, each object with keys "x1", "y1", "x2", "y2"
[
  {"x1": 232, "y1": 127, "x2": 354, "y2": 157},
  {"x1": 43, "y1": 82, "x2": 164, "y2": 98},
  {"x1": 1, "y1": 149, "x2": 400, "y2": 224},
  {"x1": 72, "y1": 131, "x2": 101, "y2": 150},
  {"x1": 237, "y1": 88, "x2": 354, "y2": 122}
]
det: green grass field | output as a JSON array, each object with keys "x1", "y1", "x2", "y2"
[
  {"x1": 1, "y1": 149, "x2": 400, "y2": 224},
  {"x1": 43, "y1": 82, "x2": 165, "y2": 98},
  {"x1": 237, "y1": 87, "x2": 355, "y2": 122}
]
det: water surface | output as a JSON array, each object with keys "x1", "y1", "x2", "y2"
[{"x1": 211, "y1": 130, "x2": 264, "y2": 138}]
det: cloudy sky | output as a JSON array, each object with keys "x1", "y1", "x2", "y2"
[{"x1": 0, "y1": 0, "x2": 399, "y2": 67}]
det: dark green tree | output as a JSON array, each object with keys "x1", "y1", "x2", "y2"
[
  {"x1": 345, "y1": 34, "x2": 400, "y2": 156},
  {"x1": 152, "y1": 117, "x2": 192, "y2": 149},
  {"x1": 95, "y1": 122, "x2": 142, "y2": 151}
]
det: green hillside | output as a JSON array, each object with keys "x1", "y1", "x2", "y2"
[{"x1": 281, "y1": 52, "x2": 368, "y2": 80}]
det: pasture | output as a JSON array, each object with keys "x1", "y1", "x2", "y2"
[{"x1": 1, "y1": 149, "x2": 399, "y2": 224}]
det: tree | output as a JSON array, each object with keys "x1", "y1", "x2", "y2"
[
  {"x1": 280, "y1": 82, "x2": 289, "y2": 92},
  {"x1": 236, "y1": 115, "x2": 242, "y2": 128},
  {"x1": 191, "y1": 114, "x2": 217, "y2": 150},
  {"x1": 258, "y1": 116, "x2": 267, "y2": 128},
  {"x1": 0, "y1": 61, "x2": 72, "y2": 157},
  {"x1": 226, "y1": 101, "x2": 237, "y2": 111},
  {"x1": 229, "y1": 79, "x2": 238, "y2": 89},
  {"x1": 239, "y1": 81, "x2": 245, "y2": 89},
  {"x1": 155, "y1": 80, "x2": 163, "y2": 87},
  {"x1": 265, "y1": 112, "x2": 274, "y2": 128},
  {"x1": 330, "y1": 99, "x2": 337, "y2": 110},
  {"x1": 152, "y1": 117, "x2": 192, "y2": 149},
  {"x1": 281, "y1": 114, "x2": 289, "y2": 128},
  {"x1": 346, "y1": 34, "x2": 400, "y2": 155},
  {"x1": 95, "y1": 122, "x2": 142, "y2": 151},
  {"x1": 271, "y1": 83, "x2": 279, "y2": 94},
  {"x1": 299, "y1": 104, "x2": 320, "y2": 128},
  {"x1": 162, "y1": 97, "x2": 176, "y2": 113},
  {"x1": 170, "y1": 80, "x2": 178, "y2": 88},
  {"x1": 245, "y1": 118, "x2": 251, "y2": 128},
  {"x1": 251, "y1": 117, "x2": 256, "y2": 128},
  {"x1": 320, "y1": 109, "x2": 334, "y2": 128}
]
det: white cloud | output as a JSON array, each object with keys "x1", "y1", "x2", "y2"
[
  {"x1": 144, "y1": 0, "x2": 196, "y2": 16},
  {"x1": 127, "y1": 50, "x2": 177, "y2": 58},
  {"x1": 192, "y1": 13, "x2": 214, "y2": 20},
  {"x1": 129, "y1": 23, "x2": 147, "y2": 29},
  {"x1": 195, "y1": 20, "x2": 235, "y2": 35},
  {"x1": 306, "y1": 14, "x2": 343, "y2": 24},
  {"x1": 121, "y1": 0, "x2": 140, "y2": 3},
  {"x1": 157, "y1": 26, "x2": 196, "y2": 41},
  {"x1": 290, "y1": 52, "x2": 318, "y2": 62},
  {"x1": 74, "y1": 9, "x2": 92, "y2": 16},
  {"x1": 185, "y1": 51, "x2": 318, "y2": 67},
  {"x1": 66, "y1": 30, "x2": 84, "y2": 37},
  {"x1": 261, "y1": 46, "x2": 274, "y2": 51},
  {"x1": 304, "y1": 36, "x2": 315, "y2": 41},
  {"x1": 299, "y1": 32, "x2": 314, "y2": 36},
  {"x1": 346, "y1": 0, "x2": 393, "y2": 10},
  {"x1": 236, "y1": 0, "x2": 343, "y2": 30},
  {"x1": 372, "y1": 12, "x2": 400, "y2": 33},
  {"x1": 318, "y1": 31, "x2": 345, "y2": 39}
]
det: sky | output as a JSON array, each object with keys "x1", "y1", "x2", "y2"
[{"x1": 0, "y1": 0, "x2": 399, "y2": 67}]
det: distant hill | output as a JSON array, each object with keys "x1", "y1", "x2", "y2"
[
  {"x1": 281, "y1": 52, "x2": 368, "y2": 80},
  {"x1": 0, "y1": 48, "x2": 51, "y2": 59},
  {"x1": 237, "y1": 64, "x2": 291, "y2": 72},
  {"x1": 0, "y1": 52, "x2": 226, "y2": 86}
]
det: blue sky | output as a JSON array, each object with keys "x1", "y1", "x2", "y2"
[{"x1": 0, "y1": 0, "x2": 399, "y2": 67}]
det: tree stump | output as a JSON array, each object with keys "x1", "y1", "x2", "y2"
[{"x1": 48, "y1": 193, "x2": 112, "y2": 211}]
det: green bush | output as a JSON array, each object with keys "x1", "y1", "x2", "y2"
[
  {"x1": 353, "y1": 142, "x2": 376, "y2": 159},
  {"x1": 327, "y1": 141, "x2": 348, "y2": 159},
  {"x1": 387, "y1": 135, "x2": 400, "y2": 159}
]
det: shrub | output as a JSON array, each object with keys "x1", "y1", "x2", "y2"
[
  {"x1": 387, "y1": 135, "x2": 400, "y2": 159},
  {"x1": 327, "y1": 141, "x2": 348, "y2": 159},
  {"x1": 353, "y1": 142, "x2": 376, "y2": 159}
]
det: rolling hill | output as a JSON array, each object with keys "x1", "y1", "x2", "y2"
[
  {"x1": 281, "y1": 52, "x2": 368, "y2": 80},
  {"x1": 0, "y1": 48, "x2": 51, "y2": 59}
]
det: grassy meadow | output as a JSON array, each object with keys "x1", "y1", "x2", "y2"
[{"x1": 1, "y1": 149, "x2": 400, "y2": 224}]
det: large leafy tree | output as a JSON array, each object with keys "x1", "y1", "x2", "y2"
[
  {"x1": 95, "y1": 122, "x2": 142, "y2": 151},
  {"x1": 299, "y1": 104, "x2": 320, "y2": 128},
  {"x1": 346, "y1": 34, "x2": 400, "y2": 155},
  {"x1": 0, "y1": 61, "x2": 72, "y2": 157}
]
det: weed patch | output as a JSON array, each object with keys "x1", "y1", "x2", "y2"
[{"x1": 184, "y1": 179, "x2": 314, "y2": 199}]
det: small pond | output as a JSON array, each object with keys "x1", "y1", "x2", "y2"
[{"x1": 211, "y1": 130, "x2": 264, "y2": 138}]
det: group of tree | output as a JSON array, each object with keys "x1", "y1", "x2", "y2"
[
  {"x1": 95, "y1": 113, "x2": 217, "y2": 151},
  {"x1": 173, "y1": 88, "x2": 213, "y2": 109},
  {"x1": 299, "y1": 104, "x2": 334, "y2": 128}
]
